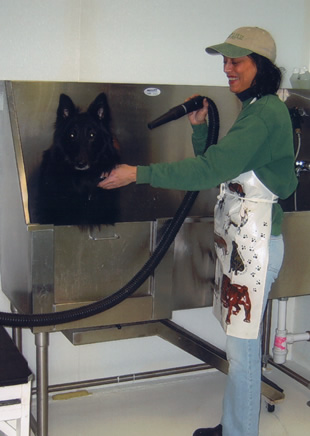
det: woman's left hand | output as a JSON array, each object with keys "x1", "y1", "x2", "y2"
[
  {"x1": 98, "y1": 164, "x2": 137, "y2": 189},
  {"x1": 186, "y1": 94, "x2": 209, "y2": 125}
]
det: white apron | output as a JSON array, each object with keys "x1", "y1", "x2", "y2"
[{"x1": 213, "y1": 170, "x2": 278, "y2": 339}]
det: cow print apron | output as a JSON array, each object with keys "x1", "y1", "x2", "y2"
[{"x1": 213, "y1": 170, "x2": 278, "y2": 339}]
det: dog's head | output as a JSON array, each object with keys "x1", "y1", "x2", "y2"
[{"x1": 53, "y1": 93, "x2": 119, "y2": 173}]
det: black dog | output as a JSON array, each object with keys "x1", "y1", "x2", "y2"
[{"x1": 36, "y1": 92, "x2": 120, "y2": 228}]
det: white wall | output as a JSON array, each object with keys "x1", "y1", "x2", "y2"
[
  {"x1": 0, "y1": 0, "x2": 310, "y2": 385},
  {"x1": 289, "y1": 296, "x2": 310, "y2": 367},
  {"x1": 0, "y1": 0, "x2": 309, "y2": 86},
  {"x1": 78, "y1": 0, "x2": 309, "y2": 87},
  {"x1": 0, "y1": 0, "x2": 80, "y2": 81}
]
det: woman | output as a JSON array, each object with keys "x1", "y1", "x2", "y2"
[{"x1": 99, "y1": 27, "x2": 298, "y2": 436}]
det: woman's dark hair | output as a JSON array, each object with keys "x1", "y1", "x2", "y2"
[{"x1": 249, "y1": 53, "x2": 282, "y2": 96}]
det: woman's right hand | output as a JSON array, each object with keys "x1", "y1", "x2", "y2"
[
  {"x1": 187, "y1": 95, "x2": 209, "y2": 125},
  {"x1": 98, "y1": 164, "x2": 137, "y2": 190}
]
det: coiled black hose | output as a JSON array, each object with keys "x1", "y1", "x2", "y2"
[{"x1": 0, "y1": 97, "x2": 219, "y2": 327}]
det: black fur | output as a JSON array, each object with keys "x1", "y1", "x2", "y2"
[{"x1": 36, "y1": 92, "x2": 120, "y2": 228}]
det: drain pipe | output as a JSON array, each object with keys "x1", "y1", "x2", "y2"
[{"x1": 273, "y1": 297, "x2": 310, "y2": 364}]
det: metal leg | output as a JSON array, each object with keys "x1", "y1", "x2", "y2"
[
  {"x1": 262, "y1": 299, "x2": 273, "y2": 368},
  {"x1": 158, "y1": 320, "x2": 285, "y2": 405},
  {"x1": 10, "y1": 304, "x2": 23, "y2": 352},
  {"x1": 35, "y1": 332, "x2": 49, "y2": 436}
]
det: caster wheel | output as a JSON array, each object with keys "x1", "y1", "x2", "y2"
[{"x1": 267, "y1": 403, "x2": 275, "y2": 413}]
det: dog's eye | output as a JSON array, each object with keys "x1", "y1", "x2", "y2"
[
  {"x1": 88, "y1": 130, "x2": 96, "y2": 140},
  {"x1": 68, "y1": 130, "x2": 77, "y2": 141}
]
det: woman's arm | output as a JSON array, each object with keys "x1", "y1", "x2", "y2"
[
  {"x1": 98, "y1": 96, "x2": 209, "y2": 190},
  {"x1": 98, "y1": 164, "x2": 137, "y2": 190}
]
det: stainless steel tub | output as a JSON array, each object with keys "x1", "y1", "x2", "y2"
[{"x1": 0, "y1": 81, "x2": 239, "y2": 332}]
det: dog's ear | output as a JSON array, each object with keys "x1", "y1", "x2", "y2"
[
  {"x1": 88, "y1": 93, "x2": 111, "y2": 125},
  {"x1": 56, "y1": 94, "x2": 76, "y2": 123}
]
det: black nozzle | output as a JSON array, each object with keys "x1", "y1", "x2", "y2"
[{"x1": 148, "y1": 95, "x2": 206, "y2": 130}]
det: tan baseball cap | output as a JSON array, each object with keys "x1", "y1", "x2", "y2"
[{"x1": 206, "y1": 27, "x2": 276, "y2": 62}]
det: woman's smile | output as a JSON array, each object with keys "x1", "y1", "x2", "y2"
[{"x1": 224, "y1": 56, "x2": 257, "y2": 94}]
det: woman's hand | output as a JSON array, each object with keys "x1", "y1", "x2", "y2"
[
  {"x1": 98, "y1": 164, "x2": 137, "y2": 189},
  {"x1": 187, "y1": 94, "x2": 209, "y2": 125}
]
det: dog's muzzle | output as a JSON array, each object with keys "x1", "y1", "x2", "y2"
[{"x1": 75, "y1": 163, "x2": 90, "y2": 171}]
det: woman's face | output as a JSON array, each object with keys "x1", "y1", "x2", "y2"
[{"x1": 223, "y1": 56, "x2": 257, "y2": 94}]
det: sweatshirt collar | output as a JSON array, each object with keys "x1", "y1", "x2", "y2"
[{"x1": 236, "y1": 87, "x2": 258, "y2": 102}]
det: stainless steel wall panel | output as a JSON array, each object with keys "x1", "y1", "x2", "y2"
[
  {"x1": 9, "y1": 81, "x2": 238, "y2": 222},
  {"x1": 30, "y1": 226, "x2": 55, "y2": 314},
  {"x1": 270, "y1": 211, "x2": 310, "y2": 298},
  {"x1": 53, "y1": 223, "x2": 152, "y2": 304},
  {"x1": 51, "y1": 295, "x2": 154, "y2": 333},
  {"x1": 172, "y1": 218, "x2": 215, "y2": 310},
  {"x1": 0, "y1": 82, "x2": 32, "y2": 314}
]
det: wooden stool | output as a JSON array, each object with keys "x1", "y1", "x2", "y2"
[{"x1": 0, "y1": 326, "x2": 33, "y2": 436}]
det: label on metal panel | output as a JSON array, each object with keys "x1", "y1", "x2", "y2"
[{"x1": 144, "y1": 87, "x2": 161, "y2": 97}]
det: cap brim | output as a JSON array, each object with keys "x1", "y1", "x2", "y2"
[{"x1": 205, "y1": 43, "x2": 252, "y2": 58}]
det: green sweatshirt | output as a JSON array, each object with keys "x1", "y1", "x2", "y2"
[{"x1": 137, "y1": 94, "x2": 298, "y2": 235}]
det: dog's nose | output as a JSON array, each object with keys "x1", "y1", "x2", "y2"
[{"x1": 75, "y1": 161, "x2": 90, "y2": 171}]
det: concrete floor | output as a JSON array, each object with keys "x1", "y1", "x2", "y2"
[{"x1": 41, "y1": 365, "x2": 310, "y2": 436}]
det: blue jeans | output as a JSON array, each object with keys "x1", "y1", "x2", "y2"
[{"x1": 221, "y1": 235, "x2": 284, "y2": 436}]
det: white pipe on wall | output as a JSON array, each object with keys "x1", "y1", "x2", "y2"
[
  {"x1": 273, "y1": 298, "x2": 310, "y2": 364},
  {"x1": 287, "y1": 333, "x2": 310, "y2": 344}
]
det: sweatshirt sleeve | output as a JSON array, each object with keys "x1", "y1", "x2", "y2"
[
  {"x1": 136, "y1": 108, "x2": 271, "y2": 191},
  {"x1": 191, "y1": 123, "x2": 209, "y2": 156}
]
